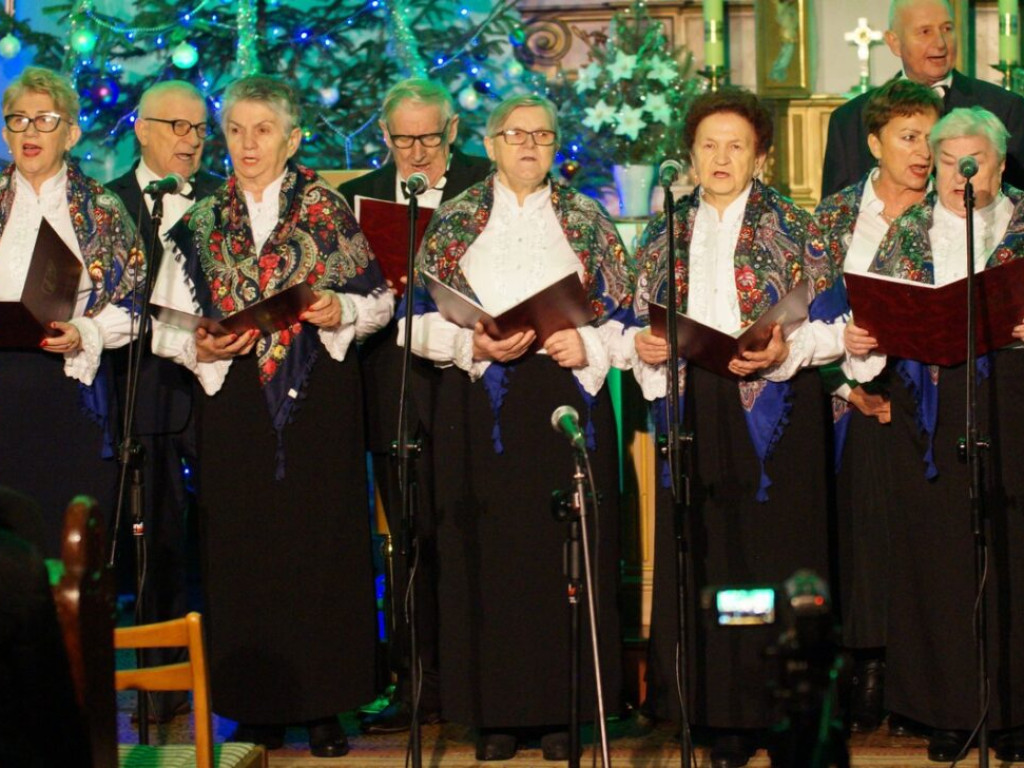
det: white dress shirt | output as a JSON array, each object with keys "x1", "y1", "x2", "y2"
[
  {"x1": 845, "y1": 170, "x2": 895, "y2": 276},
  {"x1": 399, "y1": 178, "x2": 623, "y2": 396},
  {"x1": 134, "y1": 159, "x2": 194, "y2": 241},
  {"x1": 0, "y1": 164, "x2": 134, "y2": 384},
  {"x1": 930, "y1": 194, "x2": 1013, "y2": 285},
  {"x1": 394, "y1": 171, "x2": 445, "y2": 210}
]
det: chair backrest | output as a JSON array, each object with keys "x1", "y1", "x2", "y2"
[
  {"x1": 115, "y1": 612, "x2": 214, "y2": 768},
  {"x1": 53, "y1": 495, "x2": 119, "y2": 768}
]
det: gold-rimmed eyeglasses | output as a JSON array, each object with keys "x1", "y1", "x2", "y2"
[{"x1": 493, "y1": 128, "x2": 557, "y2": 146}]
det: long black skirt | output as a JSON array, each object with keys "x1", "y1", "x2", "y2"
[
  {"x1": 886, "y1": 349, "x2": 1024, "y2": 730},
  {"x1": 0, "y1": 350, "x2": 118, "y2": 556},
  {"x1": 198, "y1": 350, "x2": 376, "y2": 725},
  {"x1": 835, "y1": 383, "x2": 895, "y2": 648},
  {"x1": 646, "y1": 366, "x2": 831, "y2": 729},
  {"x1": 431, "y1": 355, "x2": 623, "y2": 729}
]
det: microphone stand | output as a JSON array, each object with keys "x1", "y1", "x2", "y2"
[
  {"x1": 108, "y1": 190, "x2": 169, "y2": 740},
  {"x1": 553, "y1": 442, "x2": 611, "y2": 768},
  {"x1": 959, "y1": 176, "x2": 990, "y2": 767},
  {"x1": 395, "y1": 188, "x2": 424, "y2": 768},
  {"x1": 660, "y1": 174, "x2": 694, "y2": 768}
]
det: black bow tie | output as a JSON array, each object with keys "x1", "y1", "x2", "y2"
[{"x1": 400, "y1": 175, "x2": 446, "y2": 200}]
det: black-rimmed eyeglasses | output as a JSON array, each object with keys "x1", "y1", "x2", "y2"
[
  {"x1": 387, "y1": 119, "x2": 450, "y2": 149},
  {"x1": 4, "y1": 112, "x2": 65, "y2": 133},
  {"x1": 494, "y1": 129, "x2": 557, "y2": 146},
  {"x1": 143, "y1": 117, "x2": 211, "y2": 139}
]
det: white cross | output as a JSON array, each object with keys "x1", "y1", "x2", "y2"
[
  {"x1": 844, "y1": 17, "x2": 884, "y2": 93},
  {"x1": 845, "y1": 17, "x2": 884, "y2": 63}
]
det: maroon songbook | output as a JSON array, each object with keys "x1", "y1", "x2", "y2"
[
  {"x1": 154, "y1": 282, "x2": 317, "y2": 337},
  {"x1": 649, "y1": 279, "x2": 810, "y2": 379},
  {"x1": 423, "y1": 271, "x2": 595, "y2": 347},
  {"x1": 355, "y1": 196, "x2": 434, "y2": 298},
  {"x1": 0, "y1": 218, "x2": 83, "y2": 348},
  {"x1": 844, "y1": 259, "x2": 1024, "y2": 366}
]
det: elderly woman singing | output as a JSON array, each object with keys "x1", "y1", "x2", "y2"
[
  {"x1": 152, "y1": 75, "x2": 391, "y2": 756},
  {"x1": 0, "y1": 66, "x2": 143, "y2": 555},
  {"x1": 845, "y1": 106, "x2": 1024, "y2": 763}
]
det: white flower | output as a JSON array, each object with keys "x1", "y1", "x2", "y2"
[
  {"x1": 574, "y1": 61, "x2": 602, "y2": 94},
  {"x1": 646, "y1": 56, "x2": 678, "y2": 86},
  {"x1": 614, "y1": 105, "x2": 646, "y2": 140},
  {"x1": 643, "y1": 92, "x2": 672, "y2": 124},
  {"x1": 607, "y1": 51, "x2": 638, "y2": 82},
  {"x1": 583, "y1": 99, "x2": 616, "y2": 131}
]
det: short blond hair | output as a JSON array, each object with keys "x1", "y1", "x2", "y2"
[{"x1": 3, "y1": 66, "x2": 80, "y2": 122}]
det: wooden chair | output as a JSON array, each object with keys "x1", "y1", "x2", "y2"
[
  {"x1": 115, "y1": 612, "x2": 266, "y2": 768},
  {"x1": 52, "y1": 495, "x2": 119, "y2": 768}
]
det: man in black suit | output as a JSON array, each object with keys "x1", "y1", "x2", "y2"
[
  {"x1": 822, "y1": 0, "x2": 1024, "y2": 198},
  {"x1": 106, "y1": 80, "x2": 221, "y2": 723},
  {"x1": 338, "y1": 78, "x2": 491, "y2": 733}
]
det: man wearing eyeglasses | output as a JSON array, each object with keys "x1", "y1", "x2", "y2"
[
  {"x1": 339, "y1": 78, "x2": 490, "y2": 735},
  {"x1": 106, "y1": 80, "x2": 221, "y2": 725}
]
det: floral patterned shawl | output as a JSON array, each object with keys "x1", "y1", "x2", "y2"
[
  {"x1": 633, "y1": 179, "x2": 843, "y2": 501},
  {"x1": 868, "y1": 184, "x2": 1024, "y2": 478},
  {"x1": 173, "y1": 162, "x2": 385, "y2": 475},
  {"x1": 0, "y1": 161, "x2": 145, "y2": 454},
  {"x1": 406, "y1": 172, "x2": 634, "y2": 452}
]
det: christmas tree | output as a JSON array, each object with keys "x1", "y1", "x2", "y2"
[{"x1": 39, "y1": 0, "x2": 539, "y2": 175}]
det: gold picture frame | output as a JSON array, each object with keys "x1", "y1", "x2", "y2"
[{"x1": 755, "y1": 0, "x2": 811, "y2": 97}]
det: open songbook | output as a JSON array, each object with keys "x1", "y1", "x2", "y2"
[
  {"x1": 422, "y1": 271, "x2": 595, "y2": 347},
  {"x1": 649, "y1": 279, "x2": 810, "y2": 379},
  {"x1": 844, "y1": 259, "x2": 1024, "y2": 366},
  {"x1": 354, "y1": 196, "x2": 435, "y2": 298},
  {"x1": 0, "y1": 218, "x2": 83, "y2": 348},
  {"x1": 153, "y1": 282, "x2": 317, "y2": 337}
]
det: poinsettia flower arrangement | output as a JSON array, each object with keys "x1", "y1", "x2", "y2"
[{"x1": 556, "y1": 0, "x2": 702, "y2": 171}]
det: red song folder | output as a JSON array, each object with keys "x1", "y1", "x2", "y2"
[
  {"x1": 649, "y1": 279, "x2": 810, "y2": 379},
  {"x1": 844, "y1": 259, "x2": 1024, "y2": 366},
  {"x1": 355, "y1": 196, "x2": 435, "y2": 298},
  {"x1": 0, "y1": 218, "x2": 83, "y2": 348},
  {"x1": 423, "y1": 270, "x2": 595, "y2": 347},
  {"x1": 154, "y1": 282, "x2": 317, "y2": 337}
]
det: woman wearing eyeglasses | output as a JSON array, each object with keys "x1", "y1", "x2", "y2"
[
  {"x1": 0, "y1": 66, "x2": 143, "y2": 555},
  {"x1": 400, "y1": 94, "x2": 633, "y2": 760}
]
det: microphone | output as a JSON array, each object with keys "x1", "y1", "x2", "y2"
[
  {"x1": 958, "y1": 156, "x2": 979, "y2": 179},
  {"x1": 550, "y1": 405, "x2": 585, "y2": 450},
  {"x1": 143, "y1": 173, "x2": 186, "y2": 196},
  {"x1": 405, "y1": 172, "x2": 430, "y2": 196},
  {"x1": 658, "y1": 159, "x2": 685, "y2": 187}
]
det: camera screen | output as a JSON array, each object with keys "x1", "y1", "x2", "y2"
[{"x1": 715, "y1": 587, "x2": 776, "y2": 626}]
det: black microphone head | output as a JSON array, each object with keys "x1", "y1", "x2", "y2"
[
  {"x1": 957, "y1": 155, "x2": 979, "y2": 179},
  {"x1": 550, "y1": 404, "x2": 579, "y2": 433},
  {"x1": 658, "y1": 159, "x2": 685, "y2": 186},
  {"x1": 405, "y1": 172, "x2": 430, "y2": 195}
]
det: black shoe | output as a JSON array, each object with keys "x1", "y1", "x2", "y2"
[
  {"x1": 710, "y1": 733, "x2": 753, "y2": 768},
  {"x1": 541, "y1": 731, "x2": 574, "y2": 761},
  {"x1": 849, "y1": 658, "x2": 886, "y2": 733},
  {"x1": 476, "y1": 733, "x2": 517, "y2": 761},
  {"x1": 230, "y1": 723, "x2": 285, "y2": 750},
  {"x1": 927, "y1": 730, "x2": 969, "y2": 762},
  {"x1": 309, "y1": 718, "x2": 350, "y2": 758},
  {"x1": 888, "y1": 713, "x2": 926, "y2": 737},
  {"x1": 360, "y1": 702, "x2": 443, "y2": 734},
  {"x1": 994, "y1": 727, "x2": 1024, "y2": 762}
]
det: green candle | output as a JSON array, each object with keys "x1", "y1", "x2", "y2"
[
  {"x1": 704, "y1": 0, "x2": 725, "y2": 68},
  {"x1": 1000, "y1": 0, "x2": 1020, "y2": 65}
]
